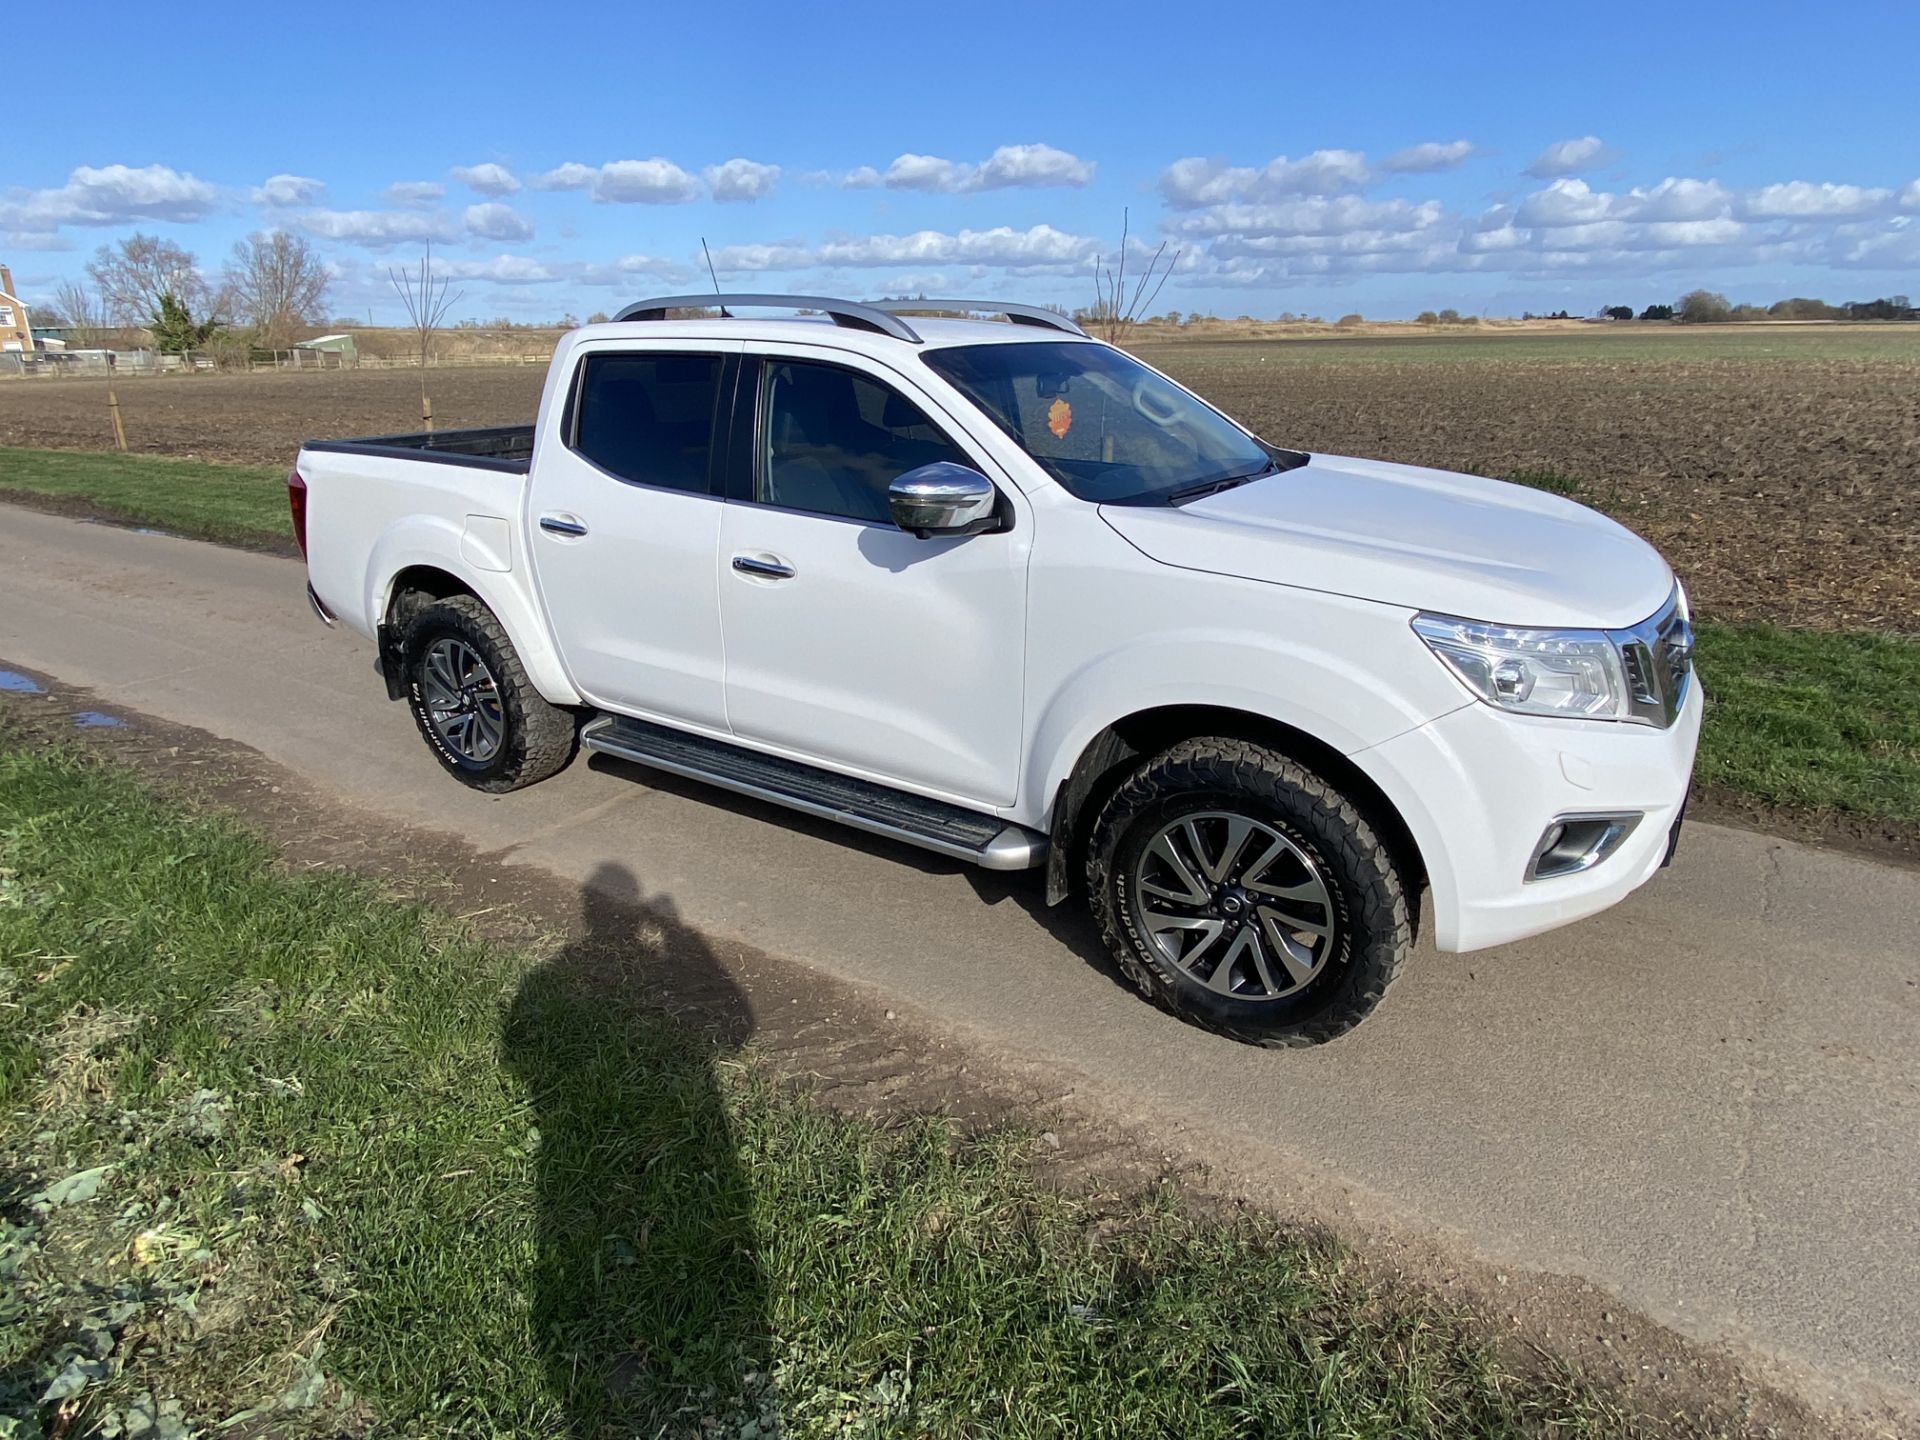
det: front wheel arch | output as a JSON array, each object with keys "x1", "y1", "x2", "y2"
[{"x1": 1046, "y1": 704, "x2": 1427, "y2": 925}]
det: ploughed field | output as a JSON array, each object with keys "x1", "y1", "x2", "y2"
[{"x1": 3, "y1": 327, "x2": 1915, "y2": 632}]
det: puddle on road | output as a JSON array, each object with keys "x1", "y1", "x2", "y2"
[
  {"x1": 0, "y1": 670, "x2": 46, "y2": 694},
  {"x1": 80, "y1": 518, "x2": 180, "y2": 540},
  {"x1": 72, "y1": 711, "x2": 126, "y2": 728}
]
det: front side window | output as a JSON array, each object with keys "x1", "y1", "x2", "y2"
[
  {"x1": 759, "y1": 360, "x2": 970, "y2": 524},
  {"x1": 570, "y1": 351, "x2": 725, "y2": 494},
  {"x1": 923, "y1": 340, "x2": 1286, "y2": 505}
]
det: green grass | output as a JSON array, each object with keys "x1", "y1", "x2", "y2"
[
  {"x1": 1137, "y1": 324, "x2": 1920, "y2": 367},
  {"x1": 0, "y1": 729, "x2": 1656, "y2": 1438},
  {"x1": 0, "y1": 447, "x2": 291, "y2": 547},
  {"x1": 1694, "y1": 623, "x2": 1920, "y2": 823}
]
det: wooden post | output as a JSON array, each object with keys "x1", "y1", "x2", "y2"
[
  {"x1": 421, "y1": 394, "x2": 434, "y2": 433},
  {"x1": 107, "y1": 390, "x2": 128, "y2": 452}
]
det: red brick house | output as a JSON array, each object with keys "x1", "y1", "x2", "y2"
[{"x1": 0, "y1": 265, "x2": 31, "y2": 352}]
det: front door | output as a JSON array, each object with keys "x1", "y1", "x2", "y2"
[
  {"x1": 528, "y1": 342, "x2": 737, "y2": 731},
  {"x1": 717, "y1": 349, "x2": 1029, "y2": 806}
]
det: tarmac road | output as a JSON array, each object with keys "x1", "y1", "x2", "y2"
[{"x1": 4, "y1": 502, "x2": 1916, "y2": 1412}]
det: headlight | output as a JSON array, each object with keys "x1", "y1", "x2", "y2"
[{"x1": 1411, "y1": 613, "x2": 1629, "y2": 720}]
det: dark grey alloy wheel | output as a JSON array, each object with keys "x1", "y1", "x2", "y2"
[
  {"x1": 1131, "y1": 811, "x2": 1336, "y2": 1000},
  {"x1": 418, "y1": 636, "x2": 505, "y2": 763},
  {"x1": 398, "y1": 594, "x2": 577, "y2": 793}
]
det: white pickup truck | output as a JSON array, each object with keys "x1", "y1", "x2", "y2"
[{"x1": 294, "y1": 295, "x2": 1700, "y2": 1046}]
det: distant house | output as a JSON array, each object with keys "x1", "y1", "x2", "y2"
[
  {"x1": 0, "y1": 264, "x2": 31, "y2": 353},
  {"x1": 295, "y1": 333, "x2": 356, "y2": 356}
]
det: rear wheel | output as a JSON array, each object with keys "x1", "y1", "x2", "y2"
[
  {"x1": 1086, "y1": 737, "x2": 1409, "y2": 1047},
  {"x1": 400, "y1": 595, "x2": 576, "y2": 792}
]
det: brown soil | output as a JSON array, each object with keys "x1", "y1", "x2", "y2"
[
  {"x1": 3, "y1": 353, "x2": 1915, "y2": 633},
  {"x1": 1, "y1": 669, "x2": 1911, "y2": 1440},
  {"x1": 1147, "y1": 349, "x2": 1920, "y2": 635}
]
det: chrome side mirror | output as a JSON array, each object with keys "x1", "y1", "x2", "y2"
[{"x1": 887, "y1": 462, "x2": 999, "y2": 538}]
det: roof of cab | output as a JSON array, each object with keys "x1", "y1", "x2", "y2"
[{"x1": 569, "y1": 296, "x2": 1096, "y2": 357}]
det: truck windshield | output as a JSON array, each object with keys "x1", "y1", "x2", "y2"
[{"x1": 922, "y1": 340, "x2": 1288, "y2": 505}]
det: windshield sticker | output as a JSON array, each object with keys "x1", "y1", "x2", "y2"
[{"x1": 1047, "y1": 397, "x2": 1073, "y2": 439}]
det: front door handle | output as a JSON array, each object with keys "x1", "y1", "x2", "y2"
[
  {"x1": 539, "y1": 513, "x2": 589, "y2": 537},
  {"x1": 731, "y1": 554, "x2": 795, "y2": 580}
]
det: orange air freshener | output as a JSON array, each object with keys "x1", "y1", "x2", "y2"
[{"x1": 1047, "y1": 397, "x2": 1072, "y2": 439}]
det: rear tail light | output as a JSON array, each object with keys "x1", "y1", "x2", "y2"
[{"x1": 287, "y1": 469, "x2": 309, "y2": 560}]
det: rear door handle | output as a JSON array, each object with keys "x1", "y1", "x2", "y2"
[
  {"x1": 731, "y1": 553, "x2": 795, "y2": 580},
  {"x1": 539, "y1": 514, "x2": 589, "y2": 537}
]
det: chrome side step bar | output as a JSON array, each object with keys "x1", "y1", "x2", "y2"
[{"x1": 580, "y1": 714, "x2": 1046, "y2": 871}]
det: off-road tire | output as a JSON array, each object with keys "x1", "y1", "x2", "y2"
[
  {"x1": 1086, "y1": 737, "x2": 1410, "y2": 1047},
  {"x1": 400, "y1": 595, "x2": 576, "y2": 793}
]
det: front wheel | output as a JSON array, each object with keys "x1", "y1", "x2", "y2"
[
  {"x1": 1086, "y1": 738, "x2": 1410, "y2": 1047},
  {"x1": 400, "y1": 595, "x2": 576, "y2": 793}
]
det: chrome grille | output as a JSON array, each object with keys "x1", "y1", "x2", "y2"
[{"x1": 1609, "y1": 593, "x2": 1693, "y2": 728}]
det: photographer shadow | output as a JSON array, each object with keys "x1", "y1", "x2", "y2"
[{"x1": 502, "y1": 861, "x2": 770, "y2": 1431}]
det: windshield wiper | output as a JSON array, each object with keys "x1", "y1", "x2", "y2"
[{"x1": 1164, "y1": 463, "x2": 1276, "y2": 505}]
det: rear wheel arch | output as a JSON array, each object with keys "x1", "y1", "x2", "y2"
[
  {"x1": 379, "y1": 567, "x2": 482, "y2": 699},
  {"x1": 1045, "y1": 704, "x2": 1427, "y2": 919}
]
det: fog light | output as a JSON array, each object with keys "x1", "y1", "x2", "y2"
[{"x1": 1526, "y1": 812, "x2": 1643, "y2": 881}]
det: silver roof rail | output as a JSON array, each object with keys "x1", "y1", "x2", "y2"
[
  {"x1": 868, "y1": 299, "x2": 1088, "y2": 337},
  {"x1": 613, "y1": 293, "x2": 921, "y2": 343}
]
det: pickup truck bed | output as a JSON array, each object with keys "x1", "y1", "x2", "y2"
[{"x1": 303, "y1": 425, "x2": 534, "y2": 473}]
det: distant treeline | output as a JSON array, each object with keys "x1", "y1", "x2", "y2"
[{"x1": 1596, "y1": 292, "x2": 1916, "y2": 323}]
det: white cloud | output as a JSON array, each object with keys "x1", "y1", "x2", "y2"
[
  {"x1": 451, "y1": 162, "x2": 520, "y2": 196},
  {"x1": 531, "y1": 162, "x2": 599, "y2": 192},
  {"x1": 464, "y1": 202, "x2": 534, "y2": 242},
  {"x1": 1381, "y1": 140, "x2": 1474, "y2": 174},
  {"x1": 386, "y1": 180, "x2": 445, "y2": 207},
  {"x1": 712, "y1": 224, "x2": 1100, "y2": 274},
  {"x1": 1166, "y1": 195, "x2": 1445, "y2": 240},
  {"x1": 253, "y1": 174, "x2": 325, "y2": 207},
  {"x1": 859, "y1": 143, "x2": 1095, "y2": 194},
  {"x1": 1514, "y1": 179, "x2": 1615, "y2": 227},
  {"x1": 0, "y1": 163, "x2": 219, "y2": 233},
  {"x1": 1525, "y1": 136, "x2": 1614, "y2": 178},
  {"x1": 1739, "y1": 180, "x2": 1891, "y2": 219},
  {"x1": 1901, "y1": 180, "x2": 1920, "y2": 209},
  {"x1": 1159, "y1": 150, "x2": 1371, "y2": 208},
  {"x1": 437, "y1": 255, "x2": 557, "y2": 283},
  {"x1": 704, "y1": 158, "x2": 780, "y2": 202},
  {"x1": 290, "y1": 208, "x2": 458, "y2": 248},
  {"x1": 575, "y1": 253, "x2": 695, "y2": 288},
  {"x1": 537, "y1": 159, "x2": 701, "y2": 204}
]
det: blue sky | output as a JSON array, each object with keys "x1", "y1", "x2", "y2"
[{"x1": 7, "y1": 0, "x2": 1917, "y2": 323}]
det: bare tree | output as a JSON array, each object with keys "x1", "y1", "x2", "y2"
[
  {"x1": 388, "y1": 242, "x2": 464, "y2": 373},
  {"x1": 87, "y1": 232, "x2": 214, "y2": 327},
  {"x1": 224, "y1": 231, "x2": 331, "y2": 349},
  {"x1": 1089, "y1": 208, "x2": 1180, "y2": 345},
  {"x1": 53, "y1": 280, "x2": 110, "y2": 347}
]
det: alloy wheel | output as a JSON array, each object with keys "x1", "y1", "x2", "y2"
[
  {"x1": 1131, "y1": 810, "x2": 1338, "y2": 1000},
  {"x1": 420, "y1": 637, "x2": 505, "y2": 763}
]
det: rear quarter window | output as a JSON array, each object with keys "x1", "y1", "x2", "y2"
[{"x1": 570, "y1": 352, "x2": 726, "y2": 494}]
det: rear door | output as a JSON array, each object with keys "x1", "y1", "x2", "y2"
[
  {"x1": 527, "y1": 340, "x2": 739, "y2": 731},
  {"x1": 716, "y1": 345, "x2": 1030, "y2": 806}
]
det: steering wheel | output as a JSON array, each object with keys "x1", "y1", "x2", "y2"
[{"x1": 1132, "y1": 378, "x2": 1186, "y2": 428}]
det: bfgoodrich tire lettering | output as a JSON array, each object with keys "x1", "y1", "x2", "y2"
[
  {"x1": 400, "y1": 595, "x2": 576, "y2": 793},
  {"x1": 1086, "y1": 737, "x2": 1410, "y2": 1047}
]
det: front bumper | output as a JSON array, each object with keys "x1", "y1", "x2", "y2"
[{"x1": 1357, "y1": 678, "x2": 1703, "y2": 952}]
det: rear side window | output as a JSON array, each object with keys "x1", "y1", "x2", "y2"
[
  {"x1": 570, "y1": 352, "x2": 725, "y2": 494},
  {"x1": 759, "y1": 360, "x2": 970, "y2": 524}
]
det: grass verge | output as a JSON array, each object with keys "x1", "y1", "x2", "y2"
[
  {"x1": 0, "y1": 725, "x2": 1651, "y2": 1438},
  {"x1": 1694, "y1": 623, "x2": 1920, "y2": 825},
  {"x1": 0, "y1": 447, "x2": 291, "y2": 549}
]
